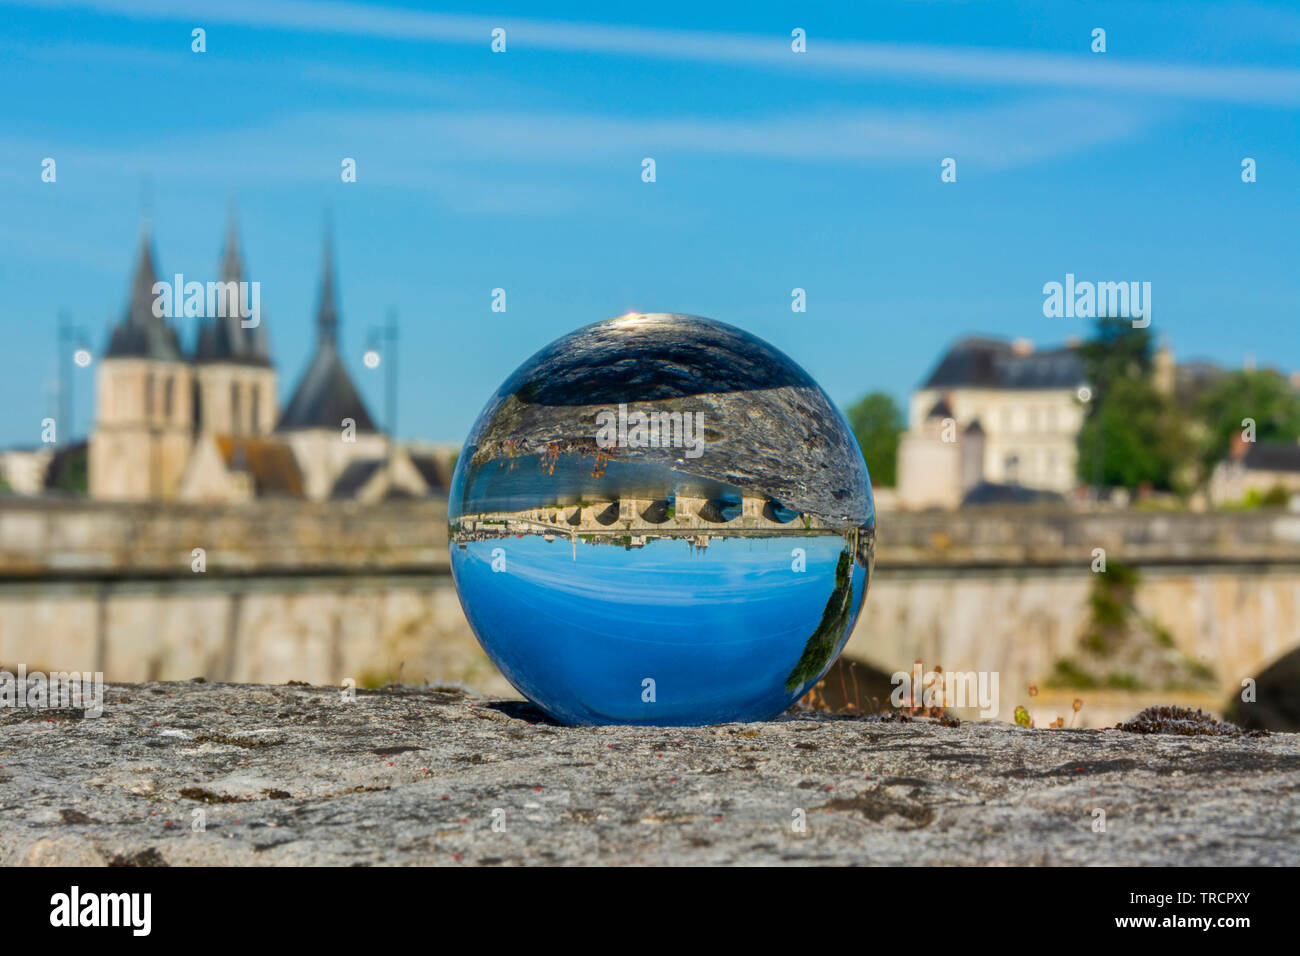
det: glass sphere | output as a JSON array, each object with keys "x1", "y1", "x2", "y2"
[{"x1": 449, "y1": 313, "x2": 874, "y2": 725}]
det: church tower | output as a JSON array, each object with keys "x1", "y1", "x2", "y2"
[
  {"x1": 193, "y1": 208, "x2": 277, "y2": 436},
  {"x1": 276, "y1": 230, "x2": 384, "y2": 500},
  {"x1": 88, "y1": 228, "x2": 194, "y2": 500}
]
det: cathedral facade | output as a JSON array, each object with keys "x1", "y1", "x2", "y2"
[{"x1": 88, "y1": 219, "x2": 441, "y2": 504}]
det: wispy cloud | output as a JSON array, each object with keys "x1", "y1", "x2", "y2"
[
  {"x1": 12, "y1": 0, "x2": 1300, "y2": 104},
  {"x1": 0, "y1": 95, "x2": 1154, "y2": 214}
]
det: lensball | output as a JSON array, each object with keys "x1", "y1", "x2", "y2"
[{"x1": 448, "y1": 313, "x2": 874, "y2": 725}]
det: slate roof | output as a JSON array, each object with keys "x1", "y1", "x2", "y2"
[
  {"x1": 409, "y1": 454, "x2": 449, "y2": 493},
  {"x1": 922, "y1": 337, "x2": 1085, "y2": 390},
  {"x1": 194, "y1": 212, "x2": 272, "y2": 366},
  {"x1": 330, "y1": 458, "x2": 383, "y2": 498},
  {"x1": 962, "y1": 481, "x2": 1065, "y2": 506},
  {"x1": 276, "y1": 236, "x2": 376, "y2": 433},
  {"x1": 104, "y1": 233, "x2": 185, "y2": 362},
  {"x1": 1241, "y1": 442, "x2": 1300, "y2": 474},
  {"x1": 277, "y1": 341, "x2": 376, "y2": 432},
  {"x1": 926, "y1": 396, "x2": 953, "y2": 419}
]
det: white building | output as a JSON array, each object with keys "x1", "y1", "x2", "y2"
[{"x1": 897, "y1": 337, "x2": 1088, "y2": 509}]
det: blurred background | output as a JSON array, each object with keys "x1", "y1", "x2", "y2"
[{"x1": 2, "y1": 0, "x2": 1298, "y2": 729}]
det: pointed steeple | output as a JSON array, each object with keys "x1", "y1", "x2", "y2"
[
  {"x1": 104, "y1": 225, "x2": 183, "y2": 361},
  {"x1": 276, "y1": 222, "x2": 375, "y2": 434},
  {"x1": 317, "y1": 225, "x2": 338, "y2": 346},
  {"x1": 220, "y1": 199, "x2": 242, "y2": 286},
  {"x1": 127, "y1": 229, "x2": 160, "y2": 327},
  {"x1": 195, "y1": 202, "x2": 271, "y2": 366}
]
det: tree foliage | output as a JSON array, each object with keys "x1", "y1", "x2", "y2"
[
  {"x1": 1192, "y1": 369, "x2": 1300, "y2": 484},
  {"x1": 1075, "y1": 319, "x2": 1190, "y2": 492},
  {"x1": 1076, "y1": 317, "x2": 1154, "y2": 404},
  {"x1": 846, "y1": 391, "x2": 903, "y2": 487}
]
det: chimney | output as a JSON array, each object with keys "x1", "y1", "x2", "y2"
[
  {"x1": 1229, "y1": 431, "x2": 1250, "y2": 462},
  {"x1": 1011, "y1": 338, "x2": 1034, "y2": 357}
]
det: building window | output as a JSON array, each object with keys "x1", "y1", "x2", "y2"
[
  {"x1": 164, "y1": 377, "x2": 175, "y2": 421},
  {"x1": 145, "y1": 375, "x2": 154, "y2": 418},
  {"x1": 231, "y1": 383, "x2": 241, "y2": 435},
  {"x1": 251, "y1": 387, "x2": 260, "y2": 434}
]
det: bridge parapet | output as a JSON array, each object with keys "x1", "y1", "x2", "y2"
[
  {"x1": 461, "y1": 492, "x2": 820, "y2": 538},
  {"x1": 4, "y1": 498, "x2": 1298, "y2": 579},
  {"x1": 875, "y1": 507, "x2": 1300, "y2": 568}
]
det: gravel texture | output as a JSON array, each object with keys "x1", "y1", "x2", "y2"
[{"x1": 2, "y1": 681, "x2": 1297, "y2": 866}]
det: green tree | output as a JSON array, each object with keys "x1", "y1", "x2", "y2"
[
  {"x1": 1077, "y1": 317, "x2": 1154, "y2": 406},
  {"x1": 46, "y1": 443, "x2": 89, "y2": 495},
  {"x1": 1192, "y1": 369, "x2": 1300, "y2": 485},
  {"x1": 1076, "y1": 319, "x2": 1190, "y2": 493},
  {"x1": 1077, "y1": 376, "x2": 1189, "y2": 492},
  {"x1": 846, "y1": 391, "x2": 903, "y2": 487}
]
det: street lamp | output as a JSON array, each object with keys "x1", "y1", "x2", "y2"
[
  {"x1": 1076, "y1": 384, "x2": 1101, "y2": 505},
  {"x1": 57, "y1": 311, "x2": 91, "y2": 446},
  {"x1": 364, "y1": 308, "x2": 399, "y2": 477}
]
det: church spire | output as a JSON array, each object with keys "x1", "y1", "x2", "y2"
[
  {"x1": 221, "y1": 198, "x2": 241, "y2": 285},
  {"x1": 317, "y1": 225, "x2": 338, "y2": 346},
  {"x1": 276, "y1": 219, "x2": 376, "y2": 435},
  {"x1": 194, "y1": 202, "x2": 271, "y2": 366},
  {"x1": 104, "y1": 225, "x2": 183, "y2": 361}
]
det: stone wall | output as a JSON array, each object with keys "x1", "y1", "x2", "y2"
[
  {"x1": 0, "y1": 575, "x2": 513, "y2": 696},
  {"x1": 0, "y1": 497, "x2": 448, "y2": 577},
  {"x1": 2, "y1": 498, "x2": 1298, "y2": 710},
  {"x1": 6, "y1": 498, "x2": 1298, "y2": 578},
  {"x1": 871, "y1": 506, "x2": 1300, "y2": 567},
  {"x1": 846, "y1": 564, "x2": 1300, "y2": 720}
]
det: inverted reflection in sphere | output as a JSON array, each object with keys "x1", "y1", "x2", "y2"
[{"x1": 449, "y1": 313, "x2": 875, "y2": 726}]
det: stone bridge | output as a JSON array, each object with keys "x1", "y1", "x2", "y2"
[
  {"x1": 458, "y1": 494, "x2": 826, "y2": 538},
  {"x1": 846, "y1": 507, "x2": 1300, "y2": 719}
]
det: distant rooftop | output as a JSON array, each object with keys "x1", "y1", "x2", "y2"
[
  {"x1": 215, "y1": 436, "x2": 304, "y2": 497},
  {"x1": 922, "y1": 336, "x2": 1085, "y2": 390},
  {"x1": 1241, "y1": 441, "x2": 1300, "y2": 474}
]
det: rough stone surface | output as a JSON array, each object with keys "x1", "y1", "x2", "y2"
[{"x1": 2, "y1": 681, "x2": 1297, "y2": 866}]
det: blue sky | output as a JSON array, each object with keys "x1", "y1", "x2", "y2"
[{"x1": 2, "y1": 0, "x2": 1298, "y2": 446}]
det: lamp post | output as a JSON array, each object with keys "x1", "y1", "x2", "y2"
[
  {"x1": 364, "y1": 308, "x2": 399, "y2": 478},
  {"x1": 57, "y1": 311, "x2": 91, "y2": 447},
  {"x1": 1076, "y1": 384, "x2": 1099, "y2": 505}
]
